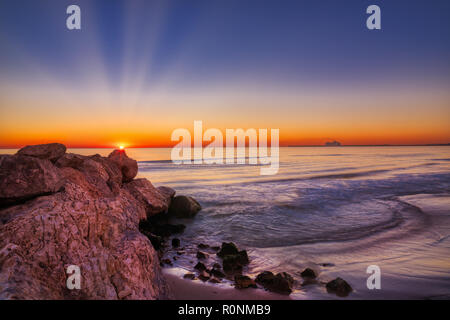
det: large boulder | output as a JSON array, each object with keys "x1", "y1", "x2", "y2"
[
  {"x1": 168, "y1": 195, "x2": 201, "y2": 218},
  {"x1": 16, "y1": 143, "x2": 66, "y2": 162},
  {"x1": 56, "y1": 153, "x2": 122, "y2": 197},
  {"x1": 0, "y1": 155, "x2": 64, "y2": 207},
  {"x1": 107, "y1": 150, "x2": 138, "y2": 183},
  {"x1": 124, "y1": 179, "x2": 171, "y2": 216},
  {"x1": 0, "y1": 146, "x2": 173, "y2": 299}
]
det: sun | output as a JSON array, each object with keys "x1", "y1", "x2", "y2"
[{"x1": 119, "y1": 145, "x2": 124, "y2": 150}]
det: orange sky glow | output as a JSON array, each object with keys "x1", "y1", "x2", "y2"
[{"x1": 0, "y1": 81, "x2": 449, "y2": 148}]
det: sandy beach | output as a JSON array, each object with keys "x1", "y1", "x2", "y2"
[{"x1": 163, "y1": 268, "x2": 292, "y2": 300}]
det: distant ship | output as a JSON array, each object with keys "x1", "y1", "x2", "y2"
[{"x1": 325, "y1": 140, "x2": 341, "y2": 146}]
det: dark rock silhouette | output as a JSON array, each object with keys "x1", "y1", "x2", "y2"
[{"x1": 326, "y1": 277, "x2": 353, "y2": 297}]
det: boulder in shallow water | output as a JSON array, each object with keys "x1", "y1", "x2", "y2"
[
  {"x1": 234, "y1": 275, "x2": 257, "y2": 289},
  {"x1": 198, "y1": 271, "x2": 210, "y2": 282},
  {"x1": 194, "y1": 262, "x2": 207, "y2": 272},
  {"x1": 184, "y1": 273, "x2": 196, "y2": 280},
  {"x1": 0, "y1": 155, "x2": 64, "y2": 207},
  {"x1": 210, "y1": 268, "x2": 225, "y2": 279},
  {"x1": 222, "y1": 254, "x2": 246, "y2": 274},
  {"x1": 108, "y1": 149, "x2": 138, "y2": 182},
  {"x1": 217, "y1": 242, "x2": 249, "y2": 274},
  {"x1": 326, "y1": 277, "x2": 352, "y2": 297},
  {"x1": 217, "y1": 242, "x2": 239, "y2": 257},
  {"x1": 255, "y1": 271, "x2": 293, "y2": 295},
  {"x1": 196, "y1": 251, "x2": 208, "y2": 260},
  {"x1": 16, "y1": 143, "x2": 66, "y2": 162},
  {"x1": 168, "y1": 195, "x2": 201, "y2": 218},
  {"x1": 300, "y1": 268, "x2": 317, "y2": 279}
]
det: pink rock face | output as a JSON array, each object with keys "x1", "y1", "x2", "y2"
[
  {"x1": 157, "y1": 186, "x2": 176, "y2": 200},
  {"x1": 0, "y1": 155, "x2": 64, "y2": 207},
  {"x1": 107, "y1": 150, "x2": 138, "y2": 183},
  {"x1": 0, "y1": 144, "x2": 173, "y2": 300},
  {"x1": 56, "y1": 153, "x2": 122, "y2": 197},
  {"x1": 124, "y1": 179, "x2": 172, "y2": 217},
  {"x1": 16, "y1": 143, "x2": 66, "y2": 162}
]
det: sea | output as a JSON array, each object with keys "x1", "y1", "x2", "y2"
[{"x1": 2, "y1": 146, "x2": 450, "y2": 299}]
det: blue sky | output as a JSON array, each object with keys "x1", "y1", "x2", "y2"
[
  {"x1": 1, "y1": 0, "x2": 449, "y2": 88},
  {"x1": 0, "y1": 0, "x2": 449, "y2": 147}
]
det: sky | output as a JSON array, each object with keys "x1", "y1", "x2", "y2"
[{"x1": 0, "y1": 0, "x2": 449, "y2": 148}]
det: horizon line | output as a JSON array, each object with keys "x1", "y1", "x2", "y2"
[{"x1": 1, "y1": 143, "x2": 450, "y2": 149}]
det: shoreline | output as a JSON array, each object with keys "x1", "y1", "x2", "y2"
[{"x1": 163, "y1": 268, "x2": 292, "y2": 300}]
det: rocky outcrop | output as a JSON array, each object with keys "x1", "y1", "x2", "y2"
[
  {"x1": 16, "y1": 143, "x2": 66, "y2": 162},
  {"x1": 124, "y1": 179, "x2": 171, "y2": 217},
  {"x1": 56, "y1": 153, "x2": 122, "y2": 197},
  {"x1": 0, "y1": 154, "x2": 64, "y2": 207},
  {"x1": 168, "y1": 195, "x2": 201, "y2": 218},
  {"x1": 0, "y1": 144, "x2": 173, "y2": 300},
  {"x1": 108, "y1": 150, "x2": 138, "y2": 183}
]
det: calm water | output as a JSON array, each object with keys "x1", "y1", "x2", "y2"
[{"x1": 3, "y1": 146, "x2": 450, "y2": 298}]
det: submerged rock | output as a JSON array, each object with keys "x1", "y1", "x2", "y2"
[
  {"x1": 326, "y1": 277, "x2": 353, "y2": 297},
  {"x1": 319, "y1": 263, "x2": 335, "y2": 267},
  {"x1": 107, "y1": 149, "x2": 138, "y2": 182},
  {"x1": 16, "y1": 143, "x2": 66, "y2": 162},
  {"x1": 234, "y1": 275, "x2": 257, "y2": 289},
  {"x1": 168, "y1": 195, "x2": 201, "y2": 218},
  {"x1": 196, "y1": 251, "x2": 208, "y2": 260}
]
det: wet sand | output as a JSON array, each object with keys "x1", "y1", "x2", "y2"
[{"x1": 163, "y1": 268, "x2": 292, "y2": 300}]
